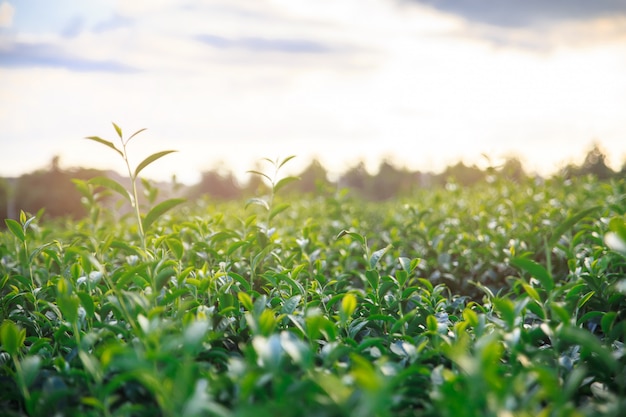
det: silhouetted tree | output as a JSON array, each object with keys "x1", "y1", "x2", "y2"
[
  {"x1": 0, "y1": 178, "x2": 9, "y2": 221},
  {"x1": 580, "y1": 144, "x2": 613, "y2": 180},
  {"x1": 338, "y1": 162, "x2": 371, "y2": 196},
  {"x1": 369, "y1": 160, "x2": 416, "y2": 200},
  {"x1": 14, "y1": 157, "x2": 86, "y2": 219},
  {"x1": 499, "y1": 157, "x2": 525, "y2": 182},
  {"x1": 189, "y1": 170, "x2": 241, "y2": 200},
  {"x1": 294, "y1": 159, "x2": 331, "y2": 194},
  {"x1": 438, "y1": 162, "x2": 485, "y2": 186},
  {"x1": 560, "y1": 143, "x2": 615, "y2": 180}
]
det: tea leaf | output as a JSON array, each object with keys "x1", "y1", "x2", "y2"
[
  {"x1": 511, "y1": 257, "x2": 554, "y2": 292},
  {"x1": 0, "y1": 321, "x2": 26, "y2": 356},
  {"x1": 269, "y1": 203, "x2": 291, "y2": 221},
  {"x1": 5, "y1": 219, "x2": 25, "y2": 243},
  {"x1": 274, "y1": 176, "x2": 300, "y2": 193},
  {"x1": 21, "y1": 355, "x2": 42, "y2": 388},
  {"x1": 85, "y1": 135, "x2": 123, "y2": 157},
  {"x1": 245, "y1": 197, "x2": 270, "y2": 211},
  {"x1": 112, "y1": 122, "x2": 123, "y2": 139},
  {"x1": 142, "y1": 198, "x2": 185, "y2": 231},
  {"x1": 370, "y1": 244, "x2": 392, "y2": 269},
  {"x1": 247, "y1": 170, "x2": 273, "y2": 184},
  {"x1": 88, "y1": 176, "x2": 132, "y2": 203},
  {"x1": 547, "y1": 206, "x2": 600, "y2": 250},
  {"x1": 126, "y1": 127, "x2": 148, "y2": 144},
  {"x1": 278, "y1": 155, "x2": 296, "y2": 169},
  {"x1": 134, "y1": 150, "x2": 177, "y2": 178},
  {"x1": 341, "y1": 293, "x2": 357, "y2": 319}
]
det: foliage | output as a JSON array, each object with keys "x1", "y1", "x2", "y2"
[
  {"x1": 1, "y1": 153, "x2": 625, "y2": 416},
  {"x1": 84, "y1": 123, "x2": 184, "y2": 249}
]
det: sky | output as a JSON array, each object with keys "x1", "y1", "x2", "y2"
[{"x1": 1, "y1": 0, "x2": 626, "y2": 184}]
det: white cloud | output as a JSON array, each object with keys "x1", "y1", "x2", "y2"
[{"x1": 0, "y1": 1, "x2": 14, "y2": 28}]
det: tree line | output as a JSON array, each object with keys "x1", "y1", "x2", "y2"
[{"x1": 1, "y1": 144, "x2": 625, "y2": 221}]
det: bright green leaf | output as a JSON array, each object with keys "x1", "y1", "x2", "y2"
[
  {"x1": 4, "y1": 219, "x2": 25, "y2": 243},
  {"x1": 0, "y1": 320, "x2": 25, "y2": 356},
  {"x1": 269, "y1": 203, "x2": 291, "y2": 221},
  {"x1": 142, "y1": 198, "x2": 185, "y2": 231},
  {"x1": 274, "y1": 176, "x2": 300, "y2": 193},
  {"x1": 341, "y1": 293, "x2": 357, "y2": 319}
]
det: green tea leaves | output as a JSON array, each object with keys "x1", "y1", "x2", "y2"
[{"x1": 511, "y1": 257, "x2": 554, "y2": 292}]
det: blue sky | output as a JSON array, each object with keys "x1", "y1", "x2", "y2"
[{"x1": 1, "y1": 0, "x2": 626, "y2": 184}]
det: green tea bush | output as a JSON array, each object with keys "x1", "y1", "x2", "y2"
[{"x1": 1, "y1": 127, "x2": 625, "y2": 416}]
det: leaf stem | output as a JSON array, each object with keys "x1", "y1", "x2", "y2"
[{"x1": 121, "y1": 139, "x2": 146, "y2": 249}]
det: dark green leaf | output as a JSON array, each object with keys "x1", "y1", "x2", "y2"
[
  {"x1": 601, "y1": 312, "x2": 617, "y2": 335},
  {"x1": 77, "y1": 292, "x2": 95, "y2": 318},
  {"x1": 365, "y1": 269, "x2": 379, "y2": 290},
  {"x1": 511, "y1": 257, "x2": 554, "y2": 292},
  {"x1": 559, "y1": 326, "x2": 618, "y2": 371},
  {"x1": 154, "y1": 267, "x2": 175, "y2": 291}
]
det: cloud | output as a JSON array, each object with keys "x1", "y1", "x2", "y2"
[
  {"x1": 0, "y1": 1, "x2": 14, "y2": 28},
  {"x1": 400, "y1": 0, "x2": 626, "y2": 52},
  {"x1": 0, "y1": 41, "x2": 138, "y2": 72},
  {"x1": 195, "y1": 33, "x2": 333, "y2": 54},
  {"x1": 61, "y1": 15, "x2": 84, "y2": 38},
  {"x1": 93, "y1": 13, "x2": 134, "y2": 33},
  {"x1": 407, "y1": 0, "x2": 626, "y2": 28}
]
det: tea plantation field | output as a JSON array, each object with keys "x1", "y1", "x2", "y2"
[{"x1": 1, "y1": 171, "x2": 625, "y2": 416}]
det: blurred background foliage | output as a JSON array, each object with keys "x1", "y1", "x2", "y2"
[{"x1": 1, "y1": 143, "x2": 625, "y2": 222}]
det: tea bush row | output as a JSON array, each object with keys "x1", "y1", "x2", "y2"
[{"x1": 1, "y1": 164, "x2": 625, "y2": 416}]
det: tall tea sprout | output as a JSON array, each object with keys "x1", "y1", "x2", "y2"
[
  {"x1": 247, "y1": 156, "x2": 300, "y2": 234},
  {"x1": 85, "y1": 123, "x2": 184, "y2": 249}
]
